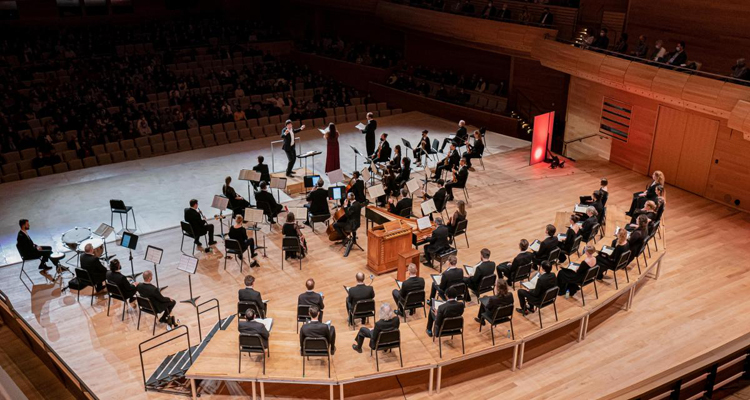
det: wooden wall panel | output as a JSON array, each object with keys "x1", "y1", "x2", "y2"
[
  {"x1": 649, "y1": 106, "x2": 687, "y2": 181},
  {"x1": 675, "y1": 114, "x2": 719, "y2": 195},
  {"x1": 612, "y1": 104, "x2": 657, "y2": 175},
  {"x1": 707, "y1": 127, "x2": 750, "y2": 212}
]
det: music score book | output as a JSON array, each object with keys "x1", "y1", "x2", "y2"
[
  {"x1": 405, "y1": 178, "x2": 420, "y2": 194},
  {"x1": 367, "y1": 183, "x2": 386, "y2": 199},
  {"x1": 244, "y1": 208, "x2": 264, "y2": 224},
  {"x1": 144, "y1": 245, "x2": 163, "y2": 265},
  {"x1": 600, "y1": 245, "x2": 614, "y2": 256},
  {"x1": 239, "y1": 169, "x2": 261, "y2": 181},
  {"x1": 521, "y1": 273, "x2": 540, "y2": 290},
  {"x1": 288, "y1": 207, "x2": 307, "y2": 221},
  {"x1": 463, "y1": 261, "x2": 482, "y2": 276},
  {"x1": 327, "y1": 168, "x2": 344, "y2": 184},
  {"x1": 395, "y1": 279, "x2": 403, "y2": 289},
  {"x1": 417, "y1": 216, "x2": 431, "y2": 231},
  {"x1": 360, "y1": 166, "x2": 371, "y2": 182},
  {"x1": 432, "y1": 300, "x2": 445, "y2": 310},
  {"x1": 211, "y1": 195, "x2": 229, "y2": 211},
  {"x1": 255, "y1": 318, "x2": 274, "y2": 332},
  {"x1": 270, "y1": 177, "x2": 287, "y2": 190},
  {"x1": 318, "y1": 127, "x2": 330, "y2": 135},
  {"x1": 557, "y1": 233, "x2": 567, "y2": 241},
  {"x1": 431, "y1": 274, "x2": 442, "y2": 286},
  {"x1": 93, "y1": 223, "x2": 115, "y2": 238},
  {"x1": 574, "y1": 204, "x2": 588, "y2": 214},
  {"x1": 177, "y1": 254, "x2": 199, "y2": 274},
  {"x1": 421, "y1": 198, "x2": 437, "y2": 215},
  {"x1": 567, "y1": 262, "x2": 581, "y2": 272},
  {"x1": 529, "y1": 239, "x2": 541, "y2": 252},
  {"x1": 355, "y1": 122, "x2": 367, "y2": 130}
]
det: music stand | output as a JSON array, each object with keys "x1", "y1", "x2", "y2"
[
  {"x1": 93, "y1": 223, "x2": 115, "y2": 261},
  {"x1": 211, "y1": 195, "x2": 230, "y2": 240},
  {"x1": 177, "y1": 254, "x2": 200, "y2": 307},
  {"x1": 119, "y1": 232, "x2": 141, "y2": 281},
  {"x1": 239, "y1": 169, "x2": 260, "y2": 205},
  {"x1": 144, "y1": 245, "x2": 166, "y2": 291},
  {"x1": 244, "y1": 208, "x2": 267, "y2": 257},
  {"x1": 298, "y1": 150, "x2": 322, "y2": 175},
  {"x1": 350, "y1": 145, "x2": 365, "y2": 172},
  {"x1": 270, "y1": 177, "x2": 287, "y2": 203}
]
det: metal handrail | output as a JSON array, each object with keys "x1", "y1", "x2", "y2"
[
  {"x1": 137, "y1": 325, "x2": 192, "y2": 389},
  {"x1": 0, "y1": 289, "x2": 99, "y2": 400},
  {"x1": 390, "y1": 0, "x2": 561, "y2": 30},
  {"x1": 195, "y1": 298, "x2": 221, "y2": 342}
]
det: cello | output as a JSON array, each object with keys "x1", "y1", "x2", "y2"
[{"x1": 326, "y1": 206, "x2": 347, "y2": 241}]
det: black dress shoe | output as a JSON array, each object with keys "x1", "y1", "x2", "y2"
[
  {"x1": 38, "y1": 264, "x2": 52, "y2": 271},
  {"x1": 426, "y1": 329, "x2": 433, "y2": 337},
  {"x1": 516, "y1": 308, "x2": 528, "y2": 315},
  {"x1": 352, "y1": 344, "x2": 362, "y2": 353},
  {"x1": 394, "y1": 310, "x2": 403, "y2": 316}
]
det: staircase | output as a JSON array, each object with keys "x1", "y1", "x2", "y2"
[{"x1": 141, "y1": 314, "x2": 235, "y2": 396}]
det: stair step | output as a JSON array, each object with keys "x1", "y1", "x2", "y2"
[
  {"x1": 154, "y1": 349, "x2": 188, "y2": 383},
  {"x1": 146, "y1": 353, "x2": 176, "y2": 387}
]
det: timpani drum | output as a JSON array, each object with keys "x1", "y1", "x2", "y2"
[
  {"x1": 61, "y1": 227, "x2": 92, "y2": 251},
  {"x1": 79, "y1": 237, "x2": 104, "y2": 258}
]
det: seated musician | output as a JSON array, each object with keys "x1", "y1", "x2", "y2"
[
  {"x1": 433, "y1": 143, "x2": 460, "y2": 180},
  {"x1": 426, "y1": 286, "x2": 465, "y2": 337},
  {"x1": 352, "y1": 302, "x2": 399, "y2": 353},
  {"x1": 463, "y1": 248, "x2": 496, "y2": 298},
  {"x1": 390, "y1": 144, "x2": 402, "y2": 172},
  {"x1": 627, "y1": 215, "x2": 649, "y2": 261},
  {"x1": 298, "y1": 278, "x2": 325, "y2": 321},
  {"x1": 629, "y1": 200, "x2": 657, "y2": 227},
  {"x1": 557, "y1": 245, "x2": 596, "y2": 296},
  {"x1": 439, "y1": 119, "x2": 468, "y2": 153},
  {"x1": 333, "y1": 192, "x2": 362, "y2": 243},
  {"x1": 558, "y1": 214, "x2": 581, "y2": 263},
  {"x1": 445, "y1": 156, "x2": 469, "y2": 202},
  {"x1": 371, "y1": 133, "x2": 391, "y2": 163},
  {"x1": 582, "y1": 178, "x2": 608, "y2": 207},
  {"x1": 184, "y1": 199, "x2": 217, "y2": 247},
  {"x1": 588, "y1": 190, "x2": 605, "y2": 218},
  {"x1": 627, "y1": 170, "x2": 664, "y2": 216},
  {"x1": 424, "y1": 179, "x2": 447, "y2": 216},
  {"x1": 252, "y1": 156, "x2": 271, "y2": 189},
  {"x1": 283, "y1": 212, "x2": 307, "y2": 259},
  {"x1": 392, "y1": 263, "x2": 425, "y2": 316},
  {"x1": 596, "y1": 229, "x2": 629, "y2": 279},
  {"x1": 580, "y1": 206, "x2": 599, "y2": 240},
  {"x1": 388, "y1": 187, "x2": 413, "y2": 216},
  {"x1": 475, "y1": 280, "x2": 513, "y2": 325},
  {"x1": 239, "y1": 308, "x2": 269, "y2": 349},
  {"x1": 533, "y1": 224, "x2": 559, "y2": 266},
  {"x1": 137, "y1": 270, "x2": 179, "y2": 329},
  {"x1": 414, "y1": 129, "x2": 433, "y2": 167},
  {"x1": 463, "y1": 130, "x2": 484, "y2": 170},
  {"x1": 428, "y1": 255, "x2": 463, "y2": 301},
  {"x1": 497, "y1": 239, "x2": 534, "y2": 283},
  {"x1": 305, "y1": 178, "x2": 330, "y2": 225},
  {"x1": 516, "y1": 261, "x2": 556, "y2": 316},
  {"x1": 228, "y1": 215, "x2": 259, "y2": 267},
  {"x1": 239, "y1": 275, "x2": 266, "y2": 317},
  {"x1": 81, "y1": 243, "x2": 107, "y2": 292},
  {"x1": 299, "y1": 306, "x2": 336, "y2": 355},
  {"x1": 346, "y1": 171, "x2": 367, "y2": 204},
  {"x1": 448, "y1": 200, "x2": 467, "y2": 236},
  {"x1": 393, "y1": 157, "x2": 411, "y2": 189},
  {"x1": 106, "y1": 259, "x2": 137, "y2": 303},
  {"x1": 346, "y1": 272, "x2": 375, "y2": 324},
  {"x1": 255, "y1": 181, "x2": 284, "y2": 224},
  {"x1": 16, "y1": 219, "x2": 57, "y2": 271},
  {"x1": 423, "y1": 217, "x2": 451, "y2": 266},
  {"x1": 223, "y1": 176, "x2": 250, "y2": 216}
]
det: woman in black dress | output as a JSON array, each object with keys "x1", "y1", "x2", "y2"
[
  {"x1": 223, "y1": 176, "x2": 250, "y2": 217},
  {"x1": 596, "y1": 228, "x2": 629, "y2": 279},
  {"x1": 448, "y1": 200, "x2": 467, "y2": 236},
  {"x1": 557, "y1": 245, "x2": 596, "y2": 296},
  {"x1": 475, "y1": 280, "x2": 514, "y2": 325},
  {"x1": 228, "y1": 215, "x2": 258, "y2": 267},
  {"x1": 282, "y1": 212, "x2": 307, "y2": 259},
  {"x1": 558, "y1": 214, "x2": 582, "y2": 263}
]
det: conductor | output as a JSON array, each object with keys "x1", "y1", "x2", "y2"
[{"x1": 281, "y1": 119, "x2": 306, "y2": 177}]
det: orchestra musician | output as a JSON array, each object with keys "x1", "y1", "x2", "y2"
[
  {"x1": 253, "y1": 155, "x2": 271, "y2": 189},
  {"x1": 184, "y1": 199, "x2": 217, "y2": 248},
  {"x1": 106, "y1": 259, "x2": 137, "y2": 304},
  {"x1": 371, "y1": 133, "x2": 391, "y2": 163},
  {"x1": 423, "y1": 179, "x2": 447, "y2": 217},
  {"x1": 305, "y1": 178, "x2": 330, "y2": 225},
  {"x1": 393, "y1": 263, "x2": 425, "y2": 316},
  {"x1": 433, "y1": 143, "x2": 460, "y2": 180},
  {"x1": 393, "y1": 157, "x2": 411, "y2": 190},
  {"x1": 627, "y1": 170, "x2": 664, "y2": 216},
  {"x1": 439, "y1": 120, "x2": 468, "y2": 153},
  {"x1": 345, "y1": 171, "x2": 367, "y2": 204},
  {"x1": 281, "y1": 119, "x2": 306, "y2": 177},
  {"x1": 389, "y1": 144, "x2": 402, "y2": 172},
  {"x1": 361, "y1": 112, "x2": 377, "y2": 159},
  {"x1": 414, "y1": 130, "x2": 432, "y2": 167},
  {"x1": 388, "y1": 187, "x2": 413, "y2": 216},
  {"x1": 283, "y1": 212, "x2": 307, "y2": 259},
  {"x1": 463, "y1": 130, "x2": 484, "y2": 170},
  {"x1": 444, "y1": 156, "x2": 469, "y2": 202},
  {"x1": 448, "y1": 199, "x2": 467, "y2": 236},
  {"x1": 228, "y1": 215, "x2": 259, "y2": 267},
  {"x1": 255, "y1": 181, "x2": 284, "y2": 224},
  {"x1": 333, "y1": 192, "x2": 362, "y2": 243},
  {"x1": 16, "y1": 219, "x2": 57, "y2": 271},
  {"x1": 223, "y1": 176, "x2": 250, "y2": 217},
  {"x1": 423, "y1": 217, "x2": 451, "y2": 266}
]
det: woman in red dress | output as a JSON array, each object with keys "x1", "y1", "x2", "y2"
[{"x1": 325, "y1": 123, "x2": 340, "y2": 173}]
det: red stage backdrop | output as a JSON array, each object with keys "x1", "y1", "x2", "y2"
[{"x1": 530, "y1": 111, "x2": 555, "y2": 166}]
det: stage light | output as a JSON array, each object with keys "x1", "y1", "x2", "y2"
[{"x1": 530, "y1": 111, "x2": 555, "y2": 166}]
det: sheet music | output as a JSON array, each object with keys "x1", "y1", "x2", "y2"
[
  {"x1": 405, "y1": 178, "x2": 420, "y2": 194},
  {"x1": 367, "y1": 183, "x2": 386, "y2": 199},
  {"x1": 244, "y1": 208, "x2": 264, "y2": 224},
  {"x1": 270, "y1": 177, "x2": 287, "y2": 190},
  {"x1": 355, "y1": 122, "x2": 366, "y2": 130},
  {"x1": 432, "y1": 300, "x2": 446, "y2": 310},
  {"x1": 421, "y1": 198, "x2": 437, "y2": 215},
  {"x1": 93, "y1": 223, "x2": 114, "y2": 238},
  {"x1": 448, "y1": 134, "x2": 456, "y2": 140},
  {"x1": 530, "y1": 239, "x2": 541, "y2": 252},
  {"x1": 557, "y1": 233, "x2": 567, "y2": 241},
  {"x1": 417, "y1": 216, "x2": 431, "y2": 230},
  {"x1": 239, "y1": 169, "x2": 261, "y2": 181},
  {"x1": 256, "y1": 318, "x2": 274, "y2": 332},
  {"x1": 521, "y1": 274, "x2": 539, "y2": 290},
  {"x1": 395, "y1": 279, "x2": 403, "y2": 289},
  {"x1": 318, "y1": 127, "x2": 330, "y2": 135},
  {"x1": 144, "y1": 245, "x2": 163, "y2": 265},
  {"x1": 211, "y1": 195, "x2": 229, "y2": 210},
  {"x1": 343, "y1": 285, "x2": 351, "y2": 293},
  {"x1": 574, "y1": 204, "x2": 588, "y2": 214},
  {"x1": 327, "y1": 169, "x2": 344, "y2": 184},
  {"x1": 601, "y1": 245, "x2": 614, "y2": 256},
  {"x1": 288, "y1": 207, "x2": 307, "y2": 220},
  {"x1": 567, "y1": 262, "x2": 581, "y2": 272},
  {"x1": 177, "y1": 254, "x2": 199, "y2": 274},
  {"x1": 431, "y1": 274, "x2": 442, "y2": 286},
  {"x1": 464, "y1": 261, "x2": 482, "y2": 276},
  {"x1": 360, "y1": 167, "x2": 371, "y2": 182}
]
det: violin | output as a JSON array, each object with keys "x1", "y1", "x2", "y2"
[{"x1": 345, "y1": 176, "x2": 356, "y2": 193}]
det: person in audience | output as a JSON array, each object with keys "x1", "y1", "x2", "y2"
[
  {"x1": 283, "y1": 212, "x2": 307, "y2": 259},
  {"x1": 579, "y1": 206, "x2": 599, "y2": 241},
  {"x1": 558, "y1": 214, "x2": 581, "y2": 263},
  {"x1": 137, "y1": 270, "x2": 179, "y2": 329},
  {"x1": 426, "y1": 286, "x2": 465, "y2": 337},
  {"x1": 239, "y1": 275, "x2": 266, "y2": 317},
  {"x1": 393, "y1": 263, "x2": 426, "y2": 316},
  {"x1": 305, "y1": 178, "x2": 330, "y2": 225},
  {"x1": 352, "y1": 302, "x2": 400, "y2": 353},
  {"x1": 298, "y1": 278, "x2": 325, "y2": 320},
  {"x1": 557, "y1": 245, "x2": 596, "y2": 296},
  {"x1": 463, "y1": 248, "x2": 496, "y2": 298},
  {"x1": 480, "y1": 1, "x2": 496, "y2": 18},
  {"x1": 223, "y1": 176, "x2": 250, "y2": 217},
  {"x1": 534, "y1": 224, "x2": 559, "y2": 266},
  {"x1": 666, "y1": 41, "x2": 687, "y2": 67},
  {"x1": 228, "y1": 215, "x2": 259, "y2": 267},
  {"x1": 539, "y1": 7, "x2": 554, "y2": 25},
  {"x1": 460, "y1": 0, "x2": 475, "y2": 14},
  {"x1": 346, "y1": 272, "x2": 375, "y2": 324},
  {"x1": 475, "y1": 280, "x2": 513, "y2": 325},
  {"x1": 445, "y1": 157, "x2": 469, "y2": 201},
  {"x1": 627, "y1": 170, "x2": 664, "y2": 216},
  {"x1": 651, "y1": 40, "x2": 667, "y2": 62},
  {"x1": 730, "y1": 58, "x2": 749, "y2": 80},
  {"x1": 433, "y1": 143, "x2": 460, "y2": 180},
  {"x1": 627, "y1": 215, "x2": 649, "y2": 262},
  {"x1": 106, "y1": 259, "x2": 137, "y2": 303},
  {"x1": 448, "y1": 199, "x2": 467, "y2": 236},
  {"x1": 423, "y1": 217, "x2": 451, "y2": 266},
  {"x1": 613, "y1": 33, "x2": 628, "y2": 53},
  {"x1": 519, "y1": 6, "x2": 532, "y2": 23},
  {"x1": 388, "y1": 187, "x2": 413, "y2": 216},
  {"x1": 463, "y1": 130, "x2": 484, "y2": 170},
  {"x1": 498, "y1": 3, "x2": 511, "y2": 19},
  {"x1": 517, "y1": 261, "x2": 556, "y2": 315},
  {"x1": 300, "y1": 306, "x2": 336, "y2": 355},
  {"x1": 497, "y1": 239, "x2": 534, "y2": 283},
  {"x1": 184, "y1": 199, "x2": 217, "y2": 248},
  {"x1": 596, "y1": 228, "x2": 630, "y2": 279},
  {"x1": 631, "y1": 35, "x2": 649, "y2": 58},
  {"x1": 239, "y1": 308, "x2": 269, "y2": 349},
  {"x1": 255, "y1": 181, "x2": 284, "y2": 223},
  {"x1": 428, "y1": 255, "x2": 464, "y2": 301},
  {"x1": 592, "y1": 28, "x2": 610, "y2": 50},
  {"x1": 440, "y1": 120, "x2": 468, "y2": 152},
  {"x1": 253, "y1": 156, "x2": 271, "y2": 188},
  {"x1": 16, "y1": 219, "x2": 56, "y2": 271},
  {"x1": 80, "y1": 243, "x2": 107, "y2": 292}
]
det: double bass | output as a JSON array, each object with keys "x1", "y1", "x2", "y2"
[{"x1": 326, "y1": 206, "x2": 347, "y2": 241}]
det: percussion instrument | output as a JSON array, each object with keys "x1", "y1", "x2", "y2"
[
  {"x1": 62, "y1": 227, "x2": 92, "y2": 251},
  {"x1": 79, "y1": 237, "x2": 104, "y2": 258}
]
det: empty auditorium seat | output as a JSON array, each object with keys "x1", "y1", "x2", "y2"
[
  {"x1": 223, "y1": 122, "x2": 236, "y2": 132},
  {"x1": 125, "y1": 148, "x2": 139, "y2": 160},
  {"x1": 228, "y1": 130, "x2": 242, "y2": 143},
  {"x1": 20, "y1": 169, "x2": 38, "y2": 179},
  {"x1": 2, "y1": 151, "x2": 21, "y2": 163},
  {"x1": 37, "y1": 166, "x2": 53, "y2": 176},
  {"x1": 178, "y1": 139, "x2": 192, "y2": 152},
  {"x1": 53, "y1": 163, "x2": 69, "y2": 174},
  {"x1": 105, "y1": 142, "x2": 121, "y2": 153},
  {"x1": 92, "y1": 144, "x2": 106, "y2": 156},
  {"x1": 151, "y1": 143, "x2": 166, "y2": 156},
  {"x1": 110, "y1": 151, "x2": 126, "y2": 163},
  {"x1": 20, "y1": 148, "x2": 36, "y2": 160},
  {"x1": 211, "y1": 123, "x2": 224, "y2": 133},
  {"x1": 215, "y1": 132, "x2": 229, "y2": 145},
  {"x1": 2, "y1": 173, "x2": 19, "y2": 183},
  {"x1": 137, "y1": 146, "x2": 152, "y2": 158},
  {"x1": 1, "y1": 163, "x2": 18, "y2": 175},
  {"x1": 203, "y1": 134, "x2": 217, "y2": 147},
  {"x1": 235, "y1": 120, "x2": 247, "y2": 130},
  {"x1": 97, "y1": 154, "x2": 113, "y2": 166}
]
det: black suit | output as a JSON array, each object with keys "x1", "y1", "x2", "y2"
[
  {"x1": 184, "y1": 207, "x2": 214, "y2": 244},
  {"x1": 518, "y1": 272, "x2": 557, "y2": 311},
  {"x1": 354, "y1": 317, "x2": 400, "y2": 350},
  {"x1": 253, "y1": 163, "x2": 271, "y2": 185},
  {"x1": 362, "y1": 119, "x2": 377, "y2": 157},
  {"x1": 281, "y1": 126, "x2": 301, "y2": 175},
  {"x1": 300, "y1": 320, "x2": 336, "y2": 353},
  {"x1": 497, "y1": 251, "x2": 534, "y2": 281},
  {"x1": 81, "y1": 253, "x2": 107, "y2": 290},
  {"x1": 390, "y1": 197, "x2": 413, "y2": 217},
  {"x1": 106, "y1": 270, "x2": 137, "y2": 301},
  {"x1": 427, "y1": 298, "x2": 464, "y2": 333},
  {"x1": 392, "y1": 276, "x2": 426, "y2": 306},
  {"x1": 372, "y1": 140, "x2": 391, "y2": 163},
  {"x1": 239, "y1": 287, "x2": 266, "y2": 317},
  {"x1": 393, "y1": 167, "x2": 410, "y2": 190},
  {"x1": 463, "y1": 140, "x2": 484, "y2": 167},
  {"x1": 628, "y1": 181, "x2": 658, "y2": 215},
  {"x1": 413, "y1": 135, "x2": 433, "y2": 161},
  {"x1": 239, "y1": 320, "x2": 270, "y2": 348},
  {"x1": 430, "y1": 266, "x2": 463, "y2": 299},
  {"x1": 445, "y1": 166, "x2": 468, "y2": 199},
  {"x1": 137, "y1": 282, "x2": 176, "y2": 319},
  {"x1": 533, "y1": 236, "x2": 559, "y2": 266},
  {"x1": 424, "y1": 224, "x2": 450, "y2": 263},
  {"x1": 346, "y1": 284, "x2": 375, "y2": 323},
  {"x1": 347, "y1": 179, "x2": 366, "y2": 203},
  {"x1": 580, "y1": 215, "x2": 598, "y2": 241},
  {"x1": 477, "y1": 292, "x2": 513, "y2": 321},
  {"x1": 464, "y1": 261, "x2": 496, "y2": 292},
  {"x1": 666, "y1": 50, "x2": 687, "y2": 66},
  {"x1": 298, "y1": 290, "x2": 325, "y2": 311},
  {"x1": 430, "y1": 187, "x2": 448, "y2": 213},
  {"x1": 440, "y1": 126, "x2": 468, "y2": 152},
  {"x1": 306, "y1": 188, "x2": 330, "y2": 218},
  {"x1": 255, "y1": 190, "x2": 283, "y2": 221},
  {"x1": 223, "y1": 184, "x2": 249, "y2": 216},
  {"x1": 333, "y1": 200, "x2": 362, "y2": 239},
  {"x1": 16, "y1": 230, "x2": 53, "y2": 268},
  {"x1": 433, "y1": 150, "x2": 460, "y2": 180}
]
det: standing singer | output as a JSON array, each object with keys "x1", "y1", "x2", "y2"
[{"x1": 361, "y1": 112, "x2": 377, "y2": 160}]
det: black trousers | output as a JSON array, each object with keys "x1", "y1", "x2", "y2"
[
  {"x1": 433, "y1": 164, "x2": 451, "y2": 180},
  {"x1": 29, "y1": 246, "x2": 54, "y2": 268},
  {"x1": 517, "y1": 289, "x2": 534, "y2": 311},
  {"x1": 196, "y1": 223, "x2": 215, "y2": 244},
  {"x1": 365, "y1": 133, "x2": 375, "y2": 157},
  {"x1": 354, "y1": 326, "x2": 373, "y2": 349},
  {"x1": 285, "y1": 146, "x2": 296, "y2": 175},
  {"x1": 496, "y1": 262, "x2": 512, "y2": 280},
  {"x1": 463, "y1": 151, "x2": 481, "y2": 167},
  {"x1": 333, "y1": 219, "x2": 352, "y2": 240},
  {"x1": 158, "y1": 299, "x2": 177, "y2": 321},
  {"x1": 445, "y1": 182, "x2": 463, "y2": 198}
]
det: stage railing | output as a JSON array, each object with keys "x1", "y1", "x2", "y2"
[
  {"x1": 195, "y1": 298, "x2": 221, "y2": 342},
  {"x1": 138, "y1": 324, "x2": 193, "y2": 391}
]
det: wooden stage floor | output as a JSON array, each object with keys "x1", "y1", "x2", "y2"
[{"x1": 0, "y1": 112, "x2": 748, "y2": 399}]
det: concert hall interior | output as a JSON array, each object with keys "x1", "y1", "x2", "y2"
[{"x1": 2, "y1": 1, "x2": 750, "y2": 400}]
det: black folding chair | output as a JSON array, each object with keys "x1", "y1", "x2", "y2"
[
  {"x1": 440, "y1": 282, "x2": 468, "y2": 303},
  {"x1": 135, "y1": 295, "x2": 159, "y2": 335},
  {"x1": 547, "y1": 247, "x2": 561, "y2": 270},
  {"x1": 560, "y1": 235, "x2": 583, "y2": 264},
  {"x1": 529, "y1": 287, "x2": 559, "y2": 329},
  {"x1": 238, "y1": 300, "x2": 266, "y2": 319},
  {"x1": 302, "y1": 337, "x2": 331, "y2": 378},
  {"x1": 348, "y1": 299, "x2": 376, "y2": 328},
  {"x1": 399, "y1": 207, "x2": 412, "y2": 218},
  {"x1": 73, "y1": 267, "x2": 96, "y2": 305},
  {"x1": 296, "y1": 304, "x2": 311, "y2": 333},
  {"x1": 611, "y1": 250, "x2": 632, "y2": 290},
  {"x1": 579, "y1": 266, "x2": 599, "y2": 306},
  {"x1": 434, "y1": 316, "x2": 464, "y2": 358},
  {"x1": 398, "y1": 290, "x2": 426, "y2": 321},
  {"x1": 309, "y1": 213, "x2": 330, "y2": 233},
  {"x1": 471, "y1": 274, "x2": 496, "y2": 300},
  {"x1": 372, "y1": 329, "x2": 403, "y2": 371},
  {"x1": 110, "y1": 199, "x2": 136, "y2": 231},
  {"x1": 281, "y1": 236, "x2": 303, "y2": 270},
  {"x1": 239, "y1": 333, "x2": 268, "y2": 374},
  {"x1": 16, "y1": 243, "x2": 41, "y2": 284},
  {"x1": 106, "y1": 281, "x2": 128, "y2": 321},
  {"x1": 508, "y1": 262, "x2": 533, "y2": 290},
  {"x1": 451, "y1": 219, "x2": 469, "y2": 248},
  {"x1": 180, "y1": 221, "x2": 207, "y2": 254},
  {"x1": 224, "y1": 238, "x2": 247, "y2": 272},
  {"x1": 583, "y1": 223, "x2": 601, "y2": 244},
  {"x1": 479, "y1": 303, "x2": 514, "y2": 345}
]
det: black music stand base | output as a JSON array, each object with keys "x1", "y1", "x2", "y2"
[
  {"x1": 343, "y1": 234, "x2": 364, "y2": 257},
  {"x1": 180, "y1": 275, "x2": 201, "y2": 307},
  {"x1": 127, "y1": 250, "x2": 143, "y2": 281}
]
